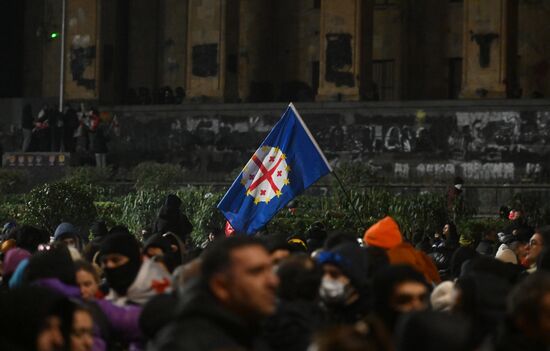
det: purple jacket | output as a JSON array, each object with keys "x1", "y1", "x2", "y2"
[{"x1": 34, "y1": 278, "x2": 143, "y2": 350}]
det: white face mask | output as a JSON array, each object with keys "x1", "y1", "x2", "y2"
[
  {"x1": 454, "y1": 184, "x2": 463, "y2": 190},
  {"x1": 319, "y1": 277, "x2": 349, "y2": 304}
]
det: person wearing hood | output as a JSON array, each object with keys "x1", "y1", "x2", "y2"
[
  {"x1": 364, "y1": 216, "x2": 440, "y2": 284},
  {"x1": 263, "y1": 254, "x2": 324, "y2": 351},
  {"x1": 151, "y1": 236, "x2": 279, "y2": 351},
  {"x1": 54, "y1": 222, "x2": 84, "y2": 251},
  {"x1": 371, "y1": 264, "x2": 431, "y2": 334},
  {"x1": 152, "y1": 194, "x2": 193, "y2": 244},
  {"x1": 24, "y1": 244, "x2": 145, "y2": 350},
  {"x1": 315, "y1": 241, "x2": 371, "y2": 325},
  {"x1": 98, "y1": 231, "x2": 172, "y2": 306}
]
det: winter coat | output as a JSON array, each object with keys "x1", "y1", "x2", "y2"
[
  {"x1": 388, "y1": 242, "x2": 441, "y2": 284},
  {"x1": 476, "y1": 239, "x2": 497, "y2": 257},
  {"x1": 263, "y1": 299, "x2": 326, "y2": 351},
  {"x1": 429, "y1": 240, "x2": 458, "y2": 280},
  {"x1": 106, "y1": 258, "x2": 172, "y2": 306},
  {"x1": 151, "y1": 287, "x2": 270, "y2": 351},
  {"x1": 152, "y1": 201, "x2": 193, "y2": 243},
  {"x1": 34, "y1": 277, "x2": 143, "y2": 350}
]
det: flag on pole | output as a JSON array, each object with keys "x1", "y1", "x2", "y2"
[{"x1": 217, "y1": 103, "x2": 332, "y2": 234}]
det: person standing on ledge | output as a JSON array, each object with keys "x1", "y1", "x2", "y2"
[{"x1": 447, "y1": 176, "x2": 464, "y2": 221}]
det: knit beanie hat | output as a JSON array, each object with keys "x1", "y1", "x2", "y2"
[
  {"x1": 53, "y1": 222, "x2": 78, "y2": 243},
  {"x1": 99, "y1": 232, "x2": 141, "y2": 263},
  {"x1": 364, "y1": 216, "x2": 403, "y2": 249},
  {"x1": 430, "y1": 281, "x2": 456, "y2": 312},
  {"x1": 3, "y1": 247, "x2": 31, "y2": 276},
  {"x1": 143, "y1": 233, "x2": 172, "y2": 255},
  {"x1": 316, "y1": 242, "x2": 369, "y2": 290}
]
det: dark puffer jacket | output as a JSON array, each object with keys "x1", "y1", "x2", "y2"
[
  {"x1": 151, "y1": 286, "x2": 270, "y2": 351},
  {"x1": 429, "y1": 240, "x2": 458, "y2": 281}
]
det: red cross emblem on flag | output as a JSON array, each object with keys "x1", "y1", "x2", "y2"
[{"x1": 241, "y1": 146, "x2": 291, "y2": 204}]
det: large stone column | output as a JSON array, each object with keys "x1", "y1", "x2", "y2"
[
  {"x1": 186, "y1": 0, "x2": 239, "y2": 102},
  {"x1": 317, "y1": 0, "x2": 373, "y2": 101},
  {"x1": 64, "y1": 0, "x2": 101, "y2": 100},
  {"x1": 158, "y1": 0, "x2": 188, "y2": 91},
  {"x1": 460, "y1": 0, "x2": 518, "y2": 98}
]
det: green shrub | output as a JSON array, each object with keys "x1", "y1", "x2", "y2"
[
  {"x1": 94, "y1": 201, "x2": 123, "y2": 228},
  {"x1": 0, "y1": 169, "x2": 28, "y2": 194},
  {"x1": 116, "y1": 190, "x2": 168, "y2": 238},
  {"x1": 22, "y1": 181, "x2": 97, "y2": 234},
  {"x1": 0, "y1": 197, "x2": 26, "y2": 223},
  {"x1": 112, "y1": 187, "x2": 224, "y2": 244},
  {"x1": 176, "y1": 187, "x2": 225, "y2": 245},
  {"x1": 457, "y1": 217, "x2": 508, "y2": 245},
  {"x1": 131, "y1": 162, "x2": 186, "y2": 190}
]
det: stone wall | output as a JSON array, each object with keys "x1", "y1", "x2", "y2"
[{"x1": 100, "y1": 100, "x2": 550, "y2": 183}]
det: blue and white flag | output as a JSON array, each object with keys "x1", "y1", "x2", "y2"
[{"x1": 217, "y1": 103, "x2": 332, "y2": 234}]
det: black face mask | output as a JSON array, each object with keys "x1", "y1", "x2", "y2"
[{"x1": 104, "y1": 260, "x2": 141, "y2": 296}]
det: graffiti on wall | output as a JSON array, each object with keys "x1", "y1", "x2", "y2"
[{"x1": 114, "y1": 108, "x2": 550, "y2": 182}]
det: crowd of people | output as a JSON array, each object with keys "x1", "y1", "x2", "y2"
[
  {"x1": 21, "y1": 103, "x2": 113, "y2": 167},
  {"x1": 1, "y1": 192, "x2": 550, "y2": 351}
]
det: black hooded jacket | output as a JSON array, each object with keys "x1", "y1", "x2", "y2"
[
  {"x1": 152, "y1": 194, "x2": 193, "y2": 243},
  {"x1": 151, "y1": 284, "x2": 270, "y2": 351}
]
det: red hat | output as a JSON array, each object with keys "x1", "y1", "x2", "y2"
[{"x1": 363, "y1": 216, "x2": 403, "y2": 249}]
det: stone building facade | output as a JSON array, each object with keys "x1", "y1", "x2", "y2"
[{"x1": 12, "y1": 0, "x2": 550, "y2": 103}]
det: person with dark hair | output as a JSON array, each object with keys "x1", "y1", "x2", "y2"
[
  {"x1": 305, "y1": 222, "x2": 328, "y2": 253},
  {"x1": 316, "y1": 242, "x2": 371, "y2": 325},
  {"x1": 263, "y1": 254, "x2": 324, "y2": 351},
  {"x1": 504, "y1": 208, "x2": 534, "y2": 240},
  {"x1": 264, "y1": 233, "x2": 293, "y2": 266},
  {"x1": 476, "y1": 228, "x2": 498, "y2": 256},
  {"x1": 25, "y1": 244, "x2": 77, "y2": 286},
  {"x1": 493, "y1": 272, "x2": 550, "y2": 350},
  {"x1": 324, "y1": 231, "x2": 358, "y2": 250},
  {"x1": 152, "y1": 194, "x2": 193, "y2": 244},
  {"x1": 454, "y1": 257, "x2": 514, "y2": 347},
  {"x1": 98, "y1": 231, "x2": 171, "y2": 305},
  {"x1": 0, "y1": 286, "x2": 73, "y2": 350},
  {"x1": 151, "y1": 236, "x2": 279, "y2": 351},
  {"x1": 371, "y1": 265, "x2": 431, "y2": 333},
  {"x1": 525, "y1": 226, "x2": 550, "y2": 273},
  {"x1": 70, "y1": 304, "x2": 95, "y2": 351},
  {"x1": 429, "y1": 222, "x2": 460, "y2": 280},
  {"x1": 13, "y1": 225, "x2": 50, "y2": 253}
]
